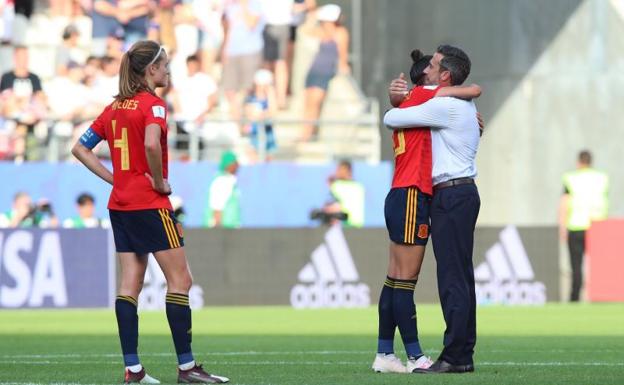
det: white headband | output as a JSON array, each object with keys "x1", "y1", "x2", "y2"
[{"x1": 145, "y1": 46, "x2": 164, "y2": 70}]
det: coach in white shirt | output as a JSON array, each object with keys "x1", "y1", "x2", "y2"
[{"x1": 384, "y1": 45, "x2": 481, "y2": 374}]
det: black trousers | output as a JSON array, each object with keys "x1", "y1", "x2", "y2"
[
  {"x1": 567, "y1": 230, "x2": 586, "y2": 302},
  {"x1": 430, "y1": 183, "x2": 480, "y2": 366}
]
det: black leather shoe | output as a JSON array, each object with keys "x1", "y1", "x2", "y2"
[{"x1": 412, "y1": 359, "x2": 474, "y2": 374}]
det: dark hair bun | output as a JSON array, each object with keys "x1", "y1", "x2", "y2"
[{"x1": 410, "y1": 49, "x2": 424, "y2": 62}]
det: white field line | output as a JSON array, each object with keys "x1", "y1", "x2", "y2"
[
  {"x1": 4, "y1": 348, "x2": 622, "y2": 359},
  {"x1": 0, "y1": 360, "x2": 622, "y2": 367}
]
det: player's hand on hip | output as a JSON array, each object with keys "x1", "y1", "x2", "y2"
[{"x1": 145, "y1": 173, "x2": 172, "y2": 195}]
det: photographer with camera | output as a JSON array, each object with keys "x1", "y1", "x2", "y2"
[
  {"x1": 310, "y1": 160, "x2": 365, "y2": 227},
  {"x1": 0, "y1": 191, "x2": 59, "y2": 228}
]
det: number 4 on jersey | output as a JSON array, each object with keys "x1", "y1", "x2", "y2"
[{"x1": 112, "y1": 119, "x2": 130, "y2": 170}]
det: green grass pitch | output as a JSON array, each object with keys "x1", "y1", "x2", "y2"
[{"x1": 0, "y1": 304, "x2": 623, "y2": 385}]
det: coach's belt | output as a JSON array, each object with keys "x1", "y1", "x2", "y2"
[{"x1": 433, "y1": 177, "x2": 475, "y2": 191}]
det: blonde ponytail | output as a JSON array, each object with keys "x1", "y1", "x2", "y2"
[{"x1": 115, "y1": 40, "x2": 163, "y2": 101}]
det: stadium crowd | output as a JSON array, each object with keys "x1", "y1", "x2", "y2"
[{"x1": 0, "y1": 0, "x2": 354, "y2": 163}]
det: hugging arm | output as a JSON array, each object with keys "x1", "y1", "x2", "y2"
[
  {"x1": 435, "y1": 84, "x2": 481, "y2": 100},
  {"x1": 383, "y1": 97, "x2": 449, "y2": 130}
]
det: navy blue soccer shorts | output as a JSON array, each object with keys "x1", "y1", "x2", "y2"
[
  {"x1": 109, "y1": 208, "x2": 184, "y2": 254},
  {"x1": 384, "y1": 187, "x2": 431, "y2": 246}
]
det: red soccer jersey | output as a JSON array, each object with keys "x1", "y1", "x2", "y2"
[
  {"x1": 390, "y1": 85, "x2": 439, "y2": 195},
  {"x1": 91, "y1": 91, "x2": 172, "y2": 211}
]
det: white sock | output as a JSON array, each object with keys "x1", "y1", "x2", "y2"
[
  {"x1": 127, "y1": 364, "x2": 143, "y2": 373},
  {"x1": 179, "y1": 360, "x2": 195, "y2": 371},
  {"x1": 376, "y1": 353, "x2": 395, "y2": 358}
]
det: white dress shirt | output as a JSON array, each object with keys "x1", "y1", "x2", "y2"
[{"x1": 383, "y1": 97, "x2": 480, "y2": 186}]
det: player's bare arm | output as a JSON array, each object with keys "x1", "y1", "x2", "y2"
[
  {"x1": 435, "y1": 83, "x2": 482, "y2": 99},
  {"x1": 144, "y1": 123, "x2": 171, "y2": 195},
  {"x1": 71, "y1": 142, "x2": 114, "y2": 185}
]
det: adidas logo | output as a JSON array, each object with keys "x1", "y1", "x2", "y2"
[
  {"x1": 474, "y1": 225, "x2": 546, "y2": 305},
  {"x1": 290, "y1": 225, "x2": 370, "y2": 309}
]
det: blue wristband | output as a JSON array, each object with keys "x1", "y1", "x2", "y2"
[{"x1": 79, "y1": 127, "x2": 103, "y2": 149}]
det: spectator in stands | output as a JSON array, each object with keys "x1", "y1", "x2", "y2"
[
  {"x1": 46, "y1": 61, "x2": 92, "y2": 151},
  {"x1": 0, "y1": 45, "x2": 47, "y2": 162},
  {"x1": 193, "y1": 0, "x2": 225, "y2": 75},
  {"x1": 105, "y1": 28, "x2": 125, "y2": 60},
  {"x1": 171, "y1": 54, "x2": 218, "y2": 150},
  {"x1": 260, "y1": 0, "x2": 293, "y2": 110},
  {"x1": 153, "y1": 0, "x2": 179, "y2": 51},
  {"x1": 222, "y1": 0, "x2": 264, "y2": 126},
  {"x1": 0, "y1": 192, "x2": 59, "y2": 228},
  {"x1": 63, "y1": 192, "x2": 110, "y2": 228},
  {"x1": 56, "y1": 24, "x2": 87, "y2": 76},
  {"x1": 205, "y1": 150, "x2": 241, "y2": 228},
  {"x1": 90, "y1": 0, "x2": 152, "y2": 56},
  {"x1": 0, "y1": 0, "x2": 15, "y2": 44},
  {"x1": 91, "y1": 55, "x2": 119, "y2": 107},
  {"x1": 300, "y1": 4, "x2": 349, "y2": 141},
  {"x1": 8, "y1": 0, "x2": 33, "y2": 45},
  {"x1": 244, "y1": 69, "x2": 277, "y2": 161},
  {"x1": 287, "y1": 0, "x2": 316, "y2": 92},
  {"x1": 322, "y1": 159, "x2": 364, "y2": 227}
]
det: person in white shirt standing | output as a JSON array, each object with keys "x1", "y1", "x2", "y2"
[
  {"x1": 384, "y1": 45, "x2": 480, "y2": 374},
  {"x1": 260, "y1": 0, "x2": 293, "y2": 109}
]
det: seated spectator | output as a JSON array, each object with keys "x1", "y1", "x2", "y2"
[
  {"x1": 222, "y1": 0, "x2": 264, "y2": 126},
  {"x1": 244, "y1": 69, "x2": 277, "y2": 161},
  {"x1": 56, "y1": 24, "x2": 87, "y2": 76},
  {"x1": 45, "y1": 62, "x2": 92, "y2": 154},
  {"x1": 300, "y1": 4, "x2": 349, "y2": 141},
  {"x1": 63, "y1": 192, "x2": 110, "y2": 228},
  {"x1": 90, "y1": 55, "x2": 119, "y2": 107},
  {"x1": 0, "y1": 45, "x2": 47, "y2": 162},
  {"x1": 0, "y1": 192, "x2": 59, "y2": 228}
]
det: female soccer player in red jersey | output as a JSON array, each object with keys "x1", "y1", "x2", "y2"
[{"x1": 72, "y1": 40, "x2": 229, "y2": 384}]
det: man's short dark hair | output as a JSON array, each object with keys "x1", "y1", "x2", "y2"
[
  {"x1": 338, "y1": 159, "x2": 352, "y2": 172},
  {"x1": 436, "y1": 45, "x2": 471, "y2": 85},
  {"x1": 578, "y1": 150, "x2": 592, "y2": 165},
  {"x1": 77, "y1": 193, "x2": 95, "y2": 206},
  {"x1": 186, "y1": 54, "x2": 200, "y2": 63}
]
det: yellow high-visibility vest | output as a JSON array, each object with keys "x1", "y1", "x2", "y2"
[
  {"x1": 330, "y1": 180, "x2": 365, "y2": 228},
  {"x1": 562, "y1": 168, "x2": 609, "y2": 231}
]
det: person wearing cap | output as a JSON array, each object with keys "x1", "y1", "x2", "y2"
[
  {"x1": 300, "y1": 3, "x2": 349, "y2": 141},
  {"x1": 205, "y1": 151, "x2": 241, "y2": 228},
  {"x1": 244, "y1": 68, "x2": 277, "y2": 161}
]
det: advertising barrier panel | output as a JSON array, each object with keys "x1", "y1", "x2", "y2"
[
  {"x1": 586, "y1": 219, "x2": 624, "y2": 302},
  {"x1": 180, "y1": 225, "x2": 559, "y2": 307},
  {"x1": 0, "y1": 228, "x2": 114, "y2": 308},
  {"x1": 0, "y1": 225, "x2": 558, "y2": 309}
]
